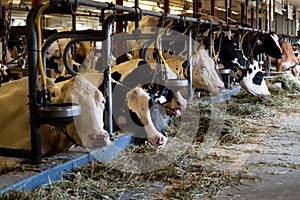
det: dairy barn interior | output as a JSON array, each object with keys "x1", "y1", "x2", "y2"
[{"x1": 0, "y1": 0, "x2": 300, "y2": 199}]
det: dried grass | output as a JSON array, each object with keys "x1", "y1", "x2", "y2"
[{"x1": 1, "y1": 74, "x2": 300, "y2": 199}]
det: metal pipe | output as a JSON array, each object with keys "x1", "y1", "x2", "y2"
[
  {"x1": 2, "y1": 6, "x2": 7, "y2": 66},
  {"x1": 251, "y1": 7, "x2": 255, "y2": 28},
  {"x1": 116, "y1": 0, "x2": 124, "y2": 64},
  {"x1": 211, "y1": 0, "x2": 216, "y2": 17},
  {"x1": 241, "y1": 3, "x2": 245, "y2": 24},
  {"x1": 187, "y1": 29, "x2": 193, "y2": 100},
  {"x1": 32, "y1": 0, "x2": 43, "y2": 8},
  {"x1": 62, "y1": 34, "x2": 105, "y2": 75},
  {"x1": 256, "y1": 0, "x2": 259, "y2": 29},
  {"x1": 266, "y1": 0, "x2": 273, "y2": 77},
  {"x1": 164, "y1": 0, "x2": 170, "y2": 14},
  {"x1": 72, "y1": 13, "x2": 76, "y2": 30},
  {"x1": 193, "y1": 0, "x2": 199, "y2": 18},
  {"x1": 42, "y1": 30, "x2": 104, "y2": 73},
  {"x1": 26, "y1": 5, "x2": 42, "y2": 164},
  {"x1": 103, "y1": 15, "x2": 115, "y2": 135},
  {"x1": 245, "y1": 0, "x2": 248, "y2": 24},
  {"x1": 76, "y1": 0, "x2": 221, "y2": 26}
]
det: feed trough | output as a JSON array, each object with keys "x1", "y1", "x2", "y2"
[
  {"x1": 163, "y1": 79, "x2": 188, "y2": 91},
  {"x1": 38, "y1": 103, "x2": 81, "y2": 126},
  {"x1": 219, "y1": 69, "x2": 232, "y2": 88}
]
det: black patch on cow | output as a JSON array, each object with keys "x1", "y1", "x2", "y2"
[
  {"x1": 181, "y1": 60, "x2": 188, "y2": 69},
  {"x1": 111, "y1": 71, "x2": 122, "y2": 82},
  {"x1": 148, "y1": 95, "x2": 166, "y2": 137},
  {"x1": 215, "y1": 32, "x2": 247, "y2": 70},
  {"x1": 46, "y1": 58, "x2": 60, "y2": 73},
  {"x1": 252, "y1": 71, "x2": 263, "y2": 85},
  {"x1": 129, "y1": 109, "x2": 144, "y2": 127},
  {"x1": 247, "y1": 67, "x2": 253, "y2": 74},
  {"x1": 54, "y1": 76, "x2": 72, "y2": 83}
]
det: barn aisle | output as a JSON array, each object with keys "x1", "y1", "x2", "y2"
[{"x1": 215, "y1": 109, "x2": 300, "y2": 200}]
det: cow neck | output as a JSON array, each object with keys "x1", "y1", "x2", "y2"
[
  {"x1": 248, "y1": 32, "x2": 260, "y2": 60},
  {"x1": 235, "y1": 59, "x2": 253, "y2": 83}
]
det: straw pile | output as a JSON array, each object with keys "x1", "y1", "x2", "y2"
[{"x1": 1, "y1": 74, "x2": 300, "y2": 199}]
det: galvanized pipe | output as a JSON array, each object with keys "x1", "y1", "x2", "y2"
[
  {"x1": 42, "y1": 30, "x2": 104, "y2": 74},
  {"x1": 76, "y1": 0, "x2": 221, "y2": 27},
  {"x1": 187, "y1": 29, "x2": 193, "y2": 99},
  {"x1": 27, "y1": 5, "x2": 43, "y2": 164},
  {"x1": 103, "y1": 15, "x2": 114, "y2": 135},
  {"x1": 61, "y1": 32, "x2": 105, "y2": 75}
]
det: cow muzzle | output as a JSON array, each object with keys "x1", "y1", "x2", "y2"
[{"x1": 88, "y1": 130, "x2": 110, "y2": 148}]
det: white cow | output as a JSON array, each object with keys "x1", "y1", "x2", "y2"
[
  {"x1": 127, "y1": 15, "x2": 225, "y2": 93},
  {"x1": 46, "y1": 38, "x2": 81, "y2": 76},
  {"x1": 0, "y1": 75, "x2": 109, "y2": 156}
]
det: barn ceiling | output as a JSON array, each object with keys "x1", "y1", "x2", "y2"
[{"x1": 3, "y1": 0, "x2": 300, "y2": 30}]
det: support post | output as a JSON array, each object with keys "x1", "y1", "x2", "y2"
[
  {"x1": 2, "y1": 6, "x2": 7, "y2": 66},
  {"x1": 187, "y1": 29, "x2": 193, "y2": 100},
  {"x1": 211, "y1": 0, "x2": 216, "y2": 17},
  {"x1": 164, "y1": 0, "x2": 170, "y2": 14},
  {"x1": 241, "y1": 3, "x2": 245, "y2": 24}
]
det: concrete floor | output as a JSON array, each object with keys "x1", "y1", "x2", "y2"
[{"x1": 215, "y1": 110, "x2": 300, "y2": 200}]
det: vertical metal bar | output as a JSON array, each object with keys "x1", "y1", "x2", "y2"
[
  {"x1": 27, "y1": 5, "x2": 42, "y2": 164},
  {"x1": 193, "y1": 0, "x2": 198, "y2": 18},
  {"x1": 32, "y1": 0, "x2": 43, "y2": 8},
  {"x1": 209, "y1": 30, "x2": 213, "y2": 58},
  {"x1": 2, "y1": 6, "x2": 7, "y2": 66},
  {"x1": 187, "y1": 29, "x2": 193, "y2": 100},
  {"x1": 251, "y1": 7, "x2": 255, "y2": 28},
  {"x1": 225, "y1": 0, "x2": 229, "y2": 23},
  {"x1": 266, "y1": 0, "x2": 273, "y2": 77},
  {"x1": 211, "y1": 0, "x2": 216, "y2": 17},
  {"x1": 241, "y1": 3, "x2": 245, "y2": 24},
  {"x1": 245, "y1": 0, "x2": 248, "y2": 24},
  {"x1": 72, "y1": 13, "x2": 76, "y2": 30},
  {"x1": 116, "y1": 0, "x2": 124, "y2": 64},
  {"x1": 103, "y1": 16, "x2": 114, "y2": 135},
  {"x1": 164, "y1": 0, "x2": 170, "y2": 14},
  {"x1": 256, "y1": 1, "x2": 259, "y2": 29}
]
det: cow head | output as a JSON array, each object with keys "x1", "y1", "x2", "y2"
[
  {"x1": 191, "y1": 48, "x2": 225, "y2": 92},
  {"x1": 0, "y1": 64, "x2": 10, "y2": 84},
  {"x1": 126, "y1": 87, "x2": 168, "y2": 146},
  {"x1": 51, "y1": 76, "x2": 110, "y2": 149},
  {"x1": 215, "y1": 31, "x2": 247, "y2": 70},
  {"x1": 251, "y1": 33, "x2": 283, "y2": 59},
  {"x1": 142, "y1": 83, "x2": 186, "y2": 118},
  {"x1": 232, "y1": 60, "x2": 270, "y2": 96}
]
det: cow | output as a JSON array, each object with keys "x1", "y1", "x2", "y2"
[
  {"x1": 0, "y1": 64, "x2": 10, "y2": 84},
  {"x1": 46, "y1": 38, "x2": 81, "y2": 76},
  {"x1": 98, "y1": 59, "x2": 186, "y2": 145},
  {"x1": 0, "y1": 75, "x2": 110, "y2": 156},
  {"x1": 127, "y1": 15, "x2": 225, "y2": 93},
  {"x1": 274, "y1": 40, "x2": 300, "y2": 77},
  {"x1": 213, "y1": 29, "x2": 283, "y2": 95}
]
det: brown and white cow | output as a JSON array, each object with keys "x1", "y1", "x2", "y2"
[
  {"x1": 46, "y1": 38, "x2": 81, "y2": 76},
  {"x1": 0, "y1": 75, "x2": 109, "y2": 156},
  {"x1": 127, "y1": 15, "x2": 225, "y2": 93},
  {"x1": 275, "y1": 40, "x2": 300, "y2": 77}
]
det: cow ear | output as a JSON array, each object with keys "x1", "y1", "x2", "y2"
[{"x1": 256, "y1": 39, "x2": 262, "y2": 45}]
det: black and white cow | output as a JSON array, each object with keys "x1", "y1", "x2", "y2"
[
  {"x1": 0, "y1": 64, "x2": 10, "y2": 84},
  {"x1": 213, "y1": 29, "x2": 283, "y2": 95},
  {"x1": 98, "y1": 59, "x2": 186, "y2": 145}
]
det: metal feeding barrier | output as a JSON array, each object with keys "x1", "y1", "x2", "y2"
[{"x1": 4, "y1": 0, "x2": 281, "y2": 164}]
